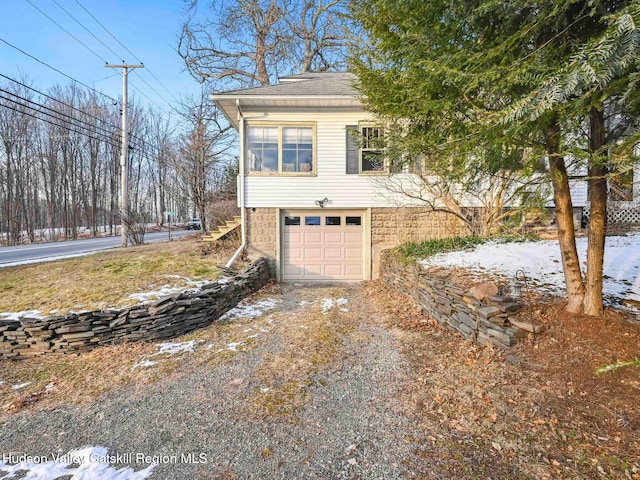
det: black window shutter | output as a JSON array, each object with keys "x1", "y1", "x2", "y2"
[{"x1": 346, "y1": 125, "x2": 359, "y2": 174}]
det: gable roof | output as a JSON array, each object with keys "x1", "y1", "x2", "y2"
[
  {"x1": 213, "y1": 72, "x2": 359, "y2": 98},
  {"x1": 211, "y1": 72, "x2": 362, "y2": 128}
]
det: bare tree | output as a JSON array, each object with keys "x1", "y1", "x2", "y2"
[
  {"x1": 177, "y1": 91, "x2": 235, "y2": 232},
  {"x1": 178, "y1": 0, "x2": 352, "y2": 90}
]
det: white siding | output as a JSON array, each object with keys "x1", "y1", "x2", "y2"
[
  {"x1": 242, "y1": 110, "x2": 419, "y2": 208},
  {"x1": 241, "y1": 109, "x2": 637, "y2": 209}
]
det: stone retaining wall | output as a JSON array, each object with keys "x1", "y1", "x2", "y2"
[
  {"x1": 0, "y1": 258, "x2": 271, "y2": 359},
  {"x1": 380, "y1": 251, "x2": 528, "y2": 348}
]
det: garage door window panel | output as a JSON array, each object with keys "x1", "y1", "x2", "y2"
[{"x1": 305, "y1": 216, "x2": 321, "y2": 226}]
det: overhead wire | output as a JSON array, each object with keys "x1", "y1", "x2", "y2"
[
  {"x1": 0, "y1": 88, "x2": 120, "y2": 139},
  {"x1": 0, "y1": 96, "x2": 120, "y2": 147},
  {"x1": 72, "y1": 0, "x2": 184, "y2": 108},
  {"x1": 0, "y1": 92, "x2": 168, "y2": 162},
  {"x1": 0, "y1": 37, "x2": 119, "y2": 104},
  {"x1": 0, "y1": 72, "x2": 121, "y2": 132},
  {"x1": 24, "y1": 0, "x2": 107, "y2": 64},
  {"x1": 50, "y1": 0, "x2": 123, "y2": 61}
]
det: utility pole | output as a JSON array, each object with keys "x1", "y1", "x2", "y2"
[{"x1": 106, "y1": 63, "x2": 143, "y2": 248}]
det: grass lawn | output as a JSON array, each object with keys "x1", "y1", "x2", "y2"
[{"x1": 0, "y1": 237, "x2": 239, "y2": 316}]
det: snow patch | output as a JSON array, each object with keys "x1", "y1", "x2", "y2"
[
  {"x1": 0, "y1": 310, "x2": 43, "y2": 321},
  {"x1": 321, "y1": 298, "x2": 349, "y2": 314},
  {"x1": 131, "y1": 360, "x2": 158, "y2": 371},
  {"x1": 0, "y1": 380, "x2": 5, "y2": 386},
  {"x1": 0, "y1": 446, "x2": 155, "y2": 479},
  {"x1": 153, "y1": 340, "x2": 196, "y2": 356},
  {"x1": 11, "y1": 382, "x2": 31, "y2": 390},
  {"x1": 419, "y1": 234, "x2": 640, "y2": 310},
  {"x1": 219, "y1": 298, "x2": 279, "y2": 321},
  {"x1": 222, "y1": 341, "x2": 245, "y2": 352},
  {"x1": 127, "y1": 278, "x2": 211, "y2": 303}
]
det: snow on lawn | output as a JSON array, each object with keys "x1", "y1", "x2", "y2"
[
  {"x1": 219, "y1": 298, "x2": 279, "y2": 321},
  {"x1": 0, "y1": 446, "x2": 155, "y2": 479},
  {"x1": 419, "y1": 234, "x2": 640, "y2": 309},
  {"x1": 0, "y1": 310, "x2": 43, "y2": 321},
  {"x1": 321, "y1": 298, "x2": 349, "y2": 314},
  {"x1": 127, "y1": 276, "x2": 213, "y2": 303},
  {"x1": 131, "y1": 360, "x2": 159, "y2": 371},
  {"x1": 11, "y1": 382, "x2": 32, "y2": 390},
  {"x1": 153, "y1": 340, "x2": 196, "y2": 356},
  {"x1": 130, "y1": 341, "x2": 197, "y2": 370}
]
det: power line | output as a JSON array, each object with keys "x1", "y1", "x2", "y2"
[
  {"x1": 72, "y1": 0, "x2": 183, "y2": 107},
  {"x1": 0, "y1": 88, "x2": 120, "y2": 139},
  {"x1": 72, "y1": 0, "x2": 140, "y2": 62},
  {"x1": 0, "y1": 95, "x2": 119, "y2": 148},
  {"x1": 0, "y1": 97, "x2": 167, "y2": 164},
  {"x1": 50, "y1": 0, "x2": 123, "y2": 61},
  {"x1": 24, "y1": 0, "x2": 107, "y2": 63},
  {"x1": 0, "y1": 73, "x2": 165, "y2": 159},
  {"x1": 128, "y1": 79, "x2": 172, "y2": 115},
  {"x1": 0, "y1": 37, "x2": 119, "y2": 104},
  {"x1": 130, "y1": 71, "x2": 180, "y2": 116},
  {"x1": 0, "y1": 96, "x2": 119, "y2": 148},
  {"x1": 0, "y1": 73, "x2": 121, "y2": 132}
]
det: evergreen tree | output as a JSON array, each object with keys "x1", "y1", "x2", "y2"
[{"x1": 350, "y1": 0, "x2": 639, "y2": 315}]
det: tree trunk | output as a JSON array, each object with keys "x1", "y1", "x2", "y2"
[
  {"x1": 546, "y1": 120, "x2": 585, "y2": 313},
  {"x1": 584, "y1": 106, "x2": 607, "y2": 316}
]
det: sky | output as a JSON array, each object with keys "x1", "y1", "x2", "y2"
[{"x1": 0, "y1": 0, "x2": 203, "y2": 121}]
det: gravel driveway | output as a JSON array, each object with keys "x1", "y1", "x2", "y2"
[{"x1": 0, "y1": 283, "x2": 423, "y2": 479}]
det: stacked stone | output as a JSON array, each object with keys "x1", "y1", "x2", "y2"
[
  {"x1": 0, "y1": 258, "x2": 271, "y2": 359},
  {"x1": 380, "y1": 251, "x2": 529, "y2": 348}
]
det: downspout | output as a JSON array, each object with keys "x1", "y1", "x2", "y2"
[{"x1": 225, "y1": 99, "x2": 246, "y2": 268}]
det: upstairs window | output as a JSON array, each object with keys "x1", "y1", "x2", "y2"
[
  {"x1": 247, "y1": 124, "x2": 314, "y2": 174},
  {"x1": 360, "y1": 126, "x2": 384, "y2": 172}
]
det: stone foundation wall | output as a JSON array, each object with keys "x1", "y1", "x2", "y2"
[
  {"x1": 380, "y1": 251, "x2": 528, "y2": 348},
  {"x1": 371, "y1": 207, "x2": 466, "y2": 278},
  {"x1": 0, "y1": 258, "x2": 272, "y2": 359},
  {"x1": 246, "y1": 208, "x2": 277, "y2": 262}
]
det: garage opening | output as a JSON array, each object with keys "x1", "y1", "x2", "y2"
[{"x1": 281, "y1": 210, "x2": 365, "y2": 281}]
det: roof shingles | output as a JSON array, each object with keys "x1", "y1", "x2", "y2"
[{"x1": 213, "y1": 72, "x2": 358, "y2": 98}]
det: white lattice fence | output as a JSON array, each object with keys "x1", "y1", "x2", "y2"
[{"x1": 583, "y1": 203, "x2": 640, "y2": 224}]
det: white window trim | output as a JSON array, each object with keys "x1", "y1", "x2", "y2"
[{"x1": 245, "y1": 122, "x2": 316, "y2": 176}]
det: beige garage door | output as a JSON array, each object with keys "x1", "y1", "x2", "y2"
[{"x1": 282, "y1": 210, "x2": 365, "y2": 281}]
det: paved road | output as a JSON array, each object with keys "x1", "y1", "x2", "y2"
[{"x1": 0, "y1": 230, "x2": 196, "y2": 267}]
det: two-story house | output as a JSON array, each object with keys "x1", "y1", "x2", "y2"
[{"x1": 211, "y1": 72, "x2": 463, "y2": 281}]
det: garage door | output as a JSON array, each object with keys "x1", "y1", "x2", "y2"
[{"x1": 282, "y1": 210, "x2": 365, "y2": 281}]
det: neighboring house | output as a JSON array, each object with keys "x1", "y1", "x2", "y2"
[{"x1": 212, "y1": 72, "x2": 463, "y2": 281}]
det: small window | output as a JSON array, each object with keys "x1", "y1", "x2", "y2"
[
  {"x1": 361, "y1": 126, "x2": 384, "y2": 172},
  {"x1": 325, "y1": 216, "x2": 341, "y2": 226},
  {"x1": 346, "y1": 216, "x2": 362, "y2": 226},
  {"x1": 285, "y1": 216, "x2": 300, "y2": 226},
  {"x1": 305, "y1": 216, "x2": 321, "y2": 226},
  {"x1": 247, "y1": 126, "x2": 278, "y2": 172}
]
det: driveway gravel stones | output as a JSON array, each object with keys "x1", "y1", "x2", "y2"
[{"x1": 0, "y1": 284, "x2": 422, "y2": 479}]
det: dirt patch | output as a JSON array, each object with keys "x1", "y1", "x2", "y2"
[
  {"x1": 368, "y1": 280, "x2": 640, "y2": 479},
  {"x1": 246, "y1": 285, "x2": 356, "y2": 419}
]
